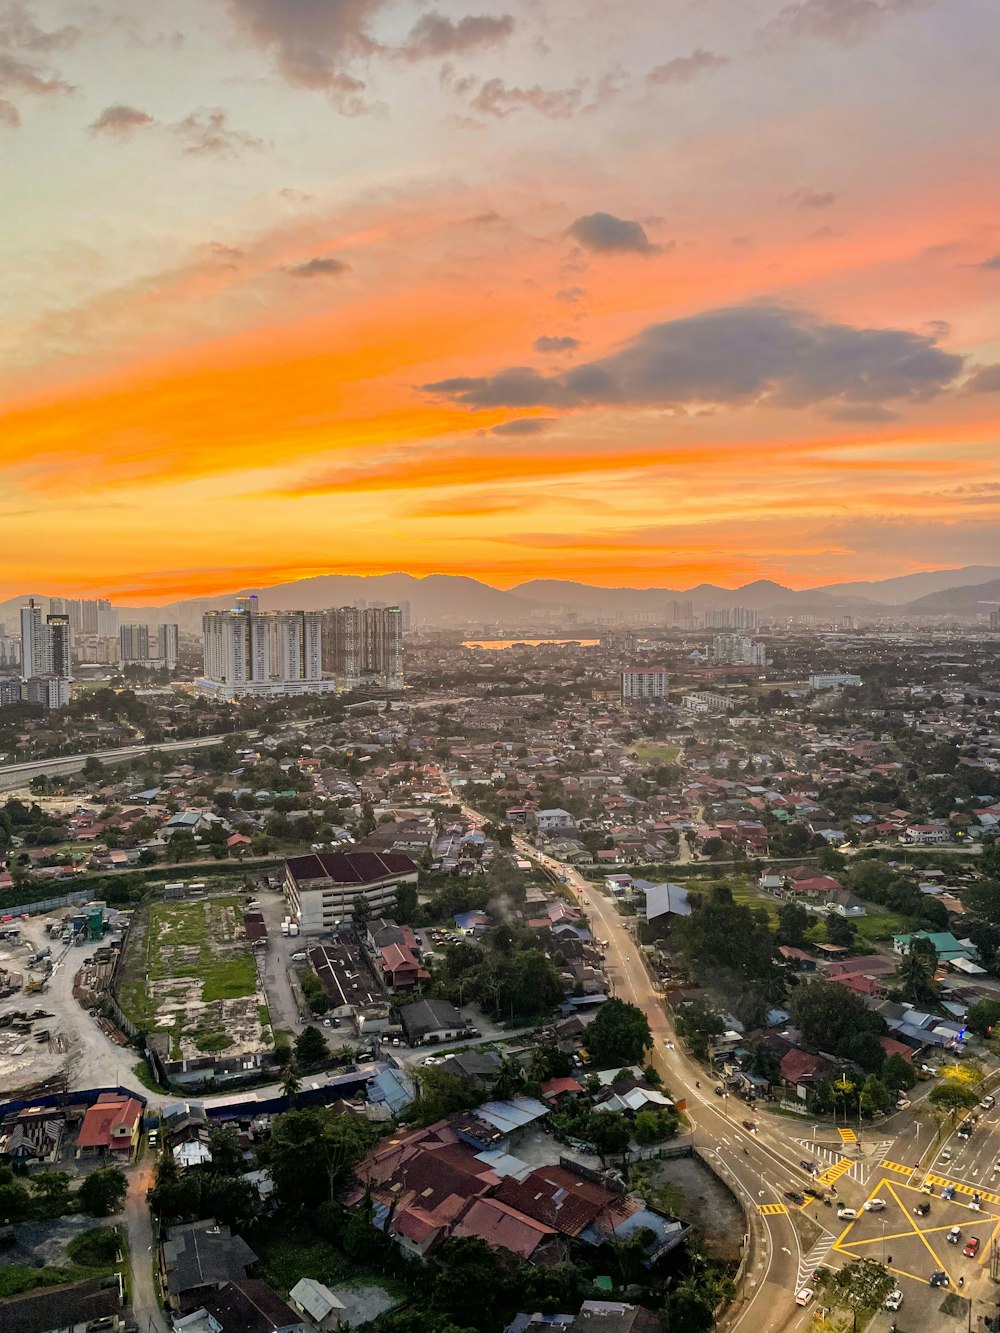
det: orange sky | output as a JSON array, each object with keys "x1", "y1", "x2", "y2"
[{"x1": 2, "y1": 0, "x2": 999, "y2": 602}]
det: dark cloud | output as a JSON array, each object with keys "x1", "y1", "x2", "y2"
[
  {"x1": 568, "y1": 212, "x2": 660, "y2": 255},
  {"x1": 972, "y1": 254, "x2": 1000, "y2": 271},
  {"x1": 762, "y1": 0, "x2": 924, "y2": 45},
  {"x1": 421, "y1": 304, "x2": 964, "y2": 414},
  {"x1": 89, "y1": 104, "x2": 155, "y2": 137},
  {"x1": 825, "y1": 404, "x2": 898, "y2": 422},
  {"x1": 554, "y1": 286, "x2": 585, "y2": 303},
  {"x1": 222, "y1": 0, "x2": 381, "y2": 91},
  {"x1": 964, "y1": 365, "x2": 1000, "y2": 393},
  {"x1": 534, "y1": 335, "x2": 580, "y2": 353},
  {"x1": 490, "y1": 417, "x2": 555, "y2": 435},
  {"x1": 792, "y1": 187, "x2": 837, "y2": 209},
  {"x1": 288, "y1": 255, "x2": 350, "y2": 277},
  {"x1": 470, "y1": 76, "x2": 583, "y2": 118},
  {"x1": 400, "y1": 12, "x2": 513, "y2": 60},
  {"x1": 174, "y1": 108, "x2": 265, "y2": 156},
  {"x1": 647, "y1": 48, "x2": 728, "y2": 84}
]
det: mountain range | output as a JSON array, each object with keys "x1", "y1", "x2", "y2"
[{"x1": 2, "y1": 565, "x2": 999, "y2": 632}]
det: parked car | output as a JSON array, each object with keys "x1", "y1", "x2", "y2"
[
  {"x1": 742, "y1": 1120, "x2": 757, "y2": 1132},
  {"x1": 795, "y1": 1289, "x2": 814, "y2": 1307},
  {"x1": 837, "y1": 1207, "x2": 857, "y2": 1220},
  {"x1": 864, "y1": 1199, "x2": 886, "y2": 1212},
  {"x1": 914, "y1": 1202, "x2": 931, "y2": 1217},
  {"x1": 947, "y1": 1226, "x2": 962, "y2": 1244},
  {"x1": 896, "y1": 1098, "x2": 911, "y2": 1109},
  {"x1": 291, "y1": 951, "x2": 307, "y2": 962},
  {"x1": 785, "y1": 1191, "x2": 805, "y2": 1205},
  {"x1": 714, "y1": 1086, "x2": 725, "y2": 1096},
  {"x1": 942, "y1": 1185, "x2": 956, "y2": 1200},
  {"x1": 885, "y1": 1291, "x2": 903, "y2": 1311},
  {"x1": 922, "y1": 1181, "x2": 935, "y2": 1193},
  {"x1": 929, "y1": 1271, "x2": 949, "y2": 1287},
  {"x1": 964, "y1": 1237, "x2": 981, "y2": 1258},
  {"x1": 147, "y1": 1130, "x2": 158, "y2": 1148}
]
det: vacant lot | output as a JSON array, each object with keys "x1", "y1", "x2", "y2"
[
  {"x1": 116, "y1": 895, "x2": 265, "y2": 1061},
  {"x1": 632, "y1": 742, "x2": 682, "y2": 766}
]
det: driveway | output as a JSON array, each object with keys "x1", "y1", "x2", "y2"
[{"x1": 124, "y1": 1163, "x2": 169, "y2": 1333}]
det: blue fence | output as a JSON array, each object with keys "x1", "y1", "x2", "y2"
[{"x1": 0, "y1": 1084, "x2": 148, "y2": 1123}]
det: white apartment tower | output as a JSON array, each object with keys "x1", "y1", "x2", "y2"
[
  {"x1": 199, "y1": 603, "x2": 333, "y2": 698},
  {"x1": 158, "y1": 624, "x2": 179, "y2": 670},
  {"x1": 621, "y1": 667, "x2": 669, "y2": 701}
]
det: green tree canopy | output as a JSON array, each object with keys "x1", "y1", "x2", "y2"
[
  {"x1": 79, "y1": 1167, "x2": 128, "y2": 1217},
  {"x1": 584, "y1": 998, "x2": 652, "y2": 1068}
]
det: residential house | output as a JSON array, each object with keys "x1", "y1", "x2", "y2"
[
  {"x1": 160, "y1": 1220, "x2": 258, "y2": 1314},
  {"x1": 399, "y1": 998, "x2": 467, "y2": 1045},
  {"x1": 175, "y1": 1278, "x2": 305, "y2": 1333},
  {"x1": 76, "y1": 1092, "x2": 142, "y2": 1159},
  {"x1": 289, "y1": 1278, "x2": 345, "y2": 1331}
]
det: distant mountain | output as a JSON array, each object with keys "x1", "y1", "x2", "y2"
[
  {"x1": 904, "y1": 577, "x2": 1000, "y2": 616},
  {"x1": 2, "y1": 565, "x2": 998, "y2": 632},
  {"x1": 819, "y1": 566, "x2": 1000, "y2": 605}
]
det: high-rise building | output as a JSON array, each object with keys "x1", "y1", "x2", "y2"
[
  {"x1": 705, "y1": 607, "x2": 759, "y2": 630},
  {"x1": 48, "y1": 597, "x2": 68, "y2": 617},
  {"x1": 22, "y1": 676, "x2": 71, "y2": 709},
  {"x1": 990, "y1": 610, "x2": 1000, "y2": 632},
  {"x1": 0, "y1": 631, "x2": 20, "y2": 669},
  {"x1": 668, "y1": 600, "x2": 694, "y2": 627},
  {"x1": 158, "y1": 624, "x2": 179, "y2": 670},
  {"x1": 621, "y1": 667, "x2": 669, "y2": 701},
  {"x1": 120, "y1": 624, "x2": 151, "y2": 663},
  {"x1": 47, "y1": 615, "x2": 71, "y2": 679},
  {"x1": 199, "y1": 604, "x2": 332, "y2": 698},
  {"x1": 711, "y1": 634, "x2": 766, "y2": 667},
  {"x1": 322, "y1": 606, "x2": 403, "y2": 689},
  {"x1": 20, "y1": 599, "x2": 50, "y2": 678}
]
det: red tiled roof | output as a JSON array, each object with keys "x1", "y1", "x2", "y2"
[
  {"x1": 77, "y1": 1093, "x2": 141, "y2": 1150},
  {"x1": 780, "y1": 1048, "x2": 823, "y2": 1085},
  {"x1": 494, "y1": 1166, "x2": 609, "y2": 1237},
  {"x1": 541, "y1": 1077, "x2": 584, "y2": 1099}
]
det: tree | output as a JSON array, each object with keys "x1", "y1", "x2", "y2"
[
  {"x1": 281, "y1": 1058, "x2": 301, "y2": 1100},
  {"x1": 0, "y1": 1168, "x2": 30, "y2": 1223},
  {"x1": 411, "y1": 1067, "x2": 482, "y2": 1126},
  {"x1": 831, "y1": 1260, "x2": 894, "y2": 1333},
  {"x1": 897, "y1": 947, "x2": 937, "y2": 1005},
  {"x1": 352, "y1": 894, "x2": 372, "y2": 927},
  {"x1": 82, "y1": 756, "x2": 104, "y2": 781},
  {"x1": 79, "y1": 1167, "x2": 128, "y2": 1217},
  {"x1": 265, "y1": 1105, "x2": 380, "y2": 1209},
  {"x1": 825, "y1": 913, "x2": 856, "y2": 949},
  {"x1": 859, "y1": 1075, "x2": 892, "y2": 1118},
  {"x1": 207, "y1": 1125, "x2": 245, "y2": 1176},
  {"x1": 295, "y1": 1024, "x2": 329, "y2": 1067},
  {"x1": 583, "y1": 999, "x2": 652, "y2": 1068},
  {"x1": 965, "y1": 998, "x2": 1000, "y2": 1036},
  {"x1": 777, "y1": 902, "x2": 810, "y2": 949},
  {"x1": 788, "y1": 980, "x2": 886, "y2": 1069},
  {"x1": 928, "y1": 1082, "x2": 979, "y2": 1116},
  {"x1": 675, "y1": 1000, "x2": 725, "y2": 1060},
  {"x1": 882, "y1": 1053, "x2": 917, "y2": 1094}
]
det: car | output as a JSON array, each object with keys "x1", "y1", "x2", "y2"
[
  {"x1": 864, "y1": 1199, "x2": 886, "y2": 1212},
  {"x1": 922, "y1": 1064, "x2": 940, "y2": 1076},
  {"x1": 794, "y1": 1289, "x2": 814, "y2": 1307},
  {"x1": 742, "y1": 1120, "x2": 757, "y2": 1132},
  {"x1": 958, "y1": 1125, "x2": 973, "y2": 1139},
  {"x1": 885, "y1": 1291, "x2": 903, "y2": 1312},
  {"x1": 147, "y1": 1130, "x2": 158, "y2": 1148},
  {"x1": 800, "y1": 1159, "x2": 818, "y2": 1173},
  {"x1": 929, "y1": 1271, "x2": 949, "y2": 1287},
  {"x1": 896, "y1": 1098, "x2": 911, "y2": 1109},
  {"x1": 947, "y1": 1226, "x2": 962, "y2": 1244},
  {"x1": 784, "y1": 1191, "x2": 805, "y2": 1205},
  {"x1": 837, "y1": 1207, "x2": 857, "y2": 1220},
  {"x1": 922, "y1": 1181, "x2": 935, "y2": 1193},
  {"x1": 322, "y1": 1017, "x2": 332, "y2": 1026},
  {"x1": 942, "y1": 1185, "x2": 956, "y2": 1200},
  {"x1": 811, "y1": 1265, "x2": 829, "y2": 1282},
  {"x1": 664, "y1": 1041, "x2": 675, "y2": 1049},
  {"x1": 290, "y1": 951, "x2": 307, "y2": 962},
  {"x1": 421, "y1": 1055, "x2": 444, "y2": 1066},
  {"x1": 964, "y1": 1237, "x2": 981, "y2": 1257},
  {"x1": 982, "y1": 1095, "x2": 996, "y2": 1110},
  {"x1": 803, "y1": 1185, "x2": 819, "y2": 1197},
  {"x1": 714, "y1": 1086, "x2": 725, "y2": 1096},
  {"x1": 914, "y1": 1202, "x2": 931, "y2": 1216},
  {"x1": 391, "y1": 1037, "x2": 401, "y2": 1047}
]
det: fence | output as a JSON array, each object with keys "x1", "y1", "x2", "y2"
[
  {"x1": 0, "y1": 1084, "x2": 147, "y2": 1122},
  {"x1": 0, "y1": 890, "x2": 91, "y2": 917}
]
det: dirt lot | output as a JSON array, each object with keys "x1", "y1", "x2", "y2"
[
  {"x1": 648, "y1": 1154, "x2": 745, "y2": 1263},
  {"x1": 115, "y1": 894, "x2": 268, "y2": 1062},
  {"x1": 0, "y1": 929, "x2": 71, "y2": 1094}
]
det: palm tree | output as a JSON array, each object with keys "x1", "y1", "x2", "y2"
[
  {"x1": 897, "y1": 949, "x2": 934, "y2": 1004},
  {"x1": 281, "y1": 1057, "x2": 301, "y2": 1101}
]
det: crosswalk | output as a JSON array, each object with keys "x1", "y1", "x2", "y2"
[
  {"x1": 838, "y1": 1127, "x2": 857, "y2": 1144},
  {"x1": 924, "y1": 1173, "x2": 1000, "y2": 1207},
  {"x1": 818, "y1": 1157, "x2": 855, "y2": 1188},
  {"x1": 881, "y1": 1159, "x2": 914, "y2": 1176},
  {"x1": 757, "y1": 1203, "x2": 788, "y2": 1215}
]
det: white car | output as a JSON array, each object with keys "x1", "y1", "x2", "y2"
[
  {"x1": 885, "y1": 1290, "x2": 903, "y2": 1312},
  {"x1": 837, "y1": 1207, "x2": 858, "y2": 1220},
  {"x1": 422, "y1": 1055, "x2": 444, "y2": 1066},
  {"x1": 795, "y1": 1289, "x2": 814, "y2": 1307},
  {"x1": 982, "y1": 1095, "x2": 995, "y2": 1110},
  {"x1": 864, "y1": 1199, "x2": 886, "y2": 1212}
]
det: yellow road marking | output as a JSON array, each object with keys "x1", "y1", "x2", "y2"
[
  {"x1": 881, "y1": 1160, "x2": 914, "y2": 1175},
  {"x1": 924, "y1": 1173, "x2": 1000, "y2": 1206},
  {"x1": 817, "y1": 1157, "x2": 854, "y2": 1187},
  {"x1": 758, "y1": 1203, "x2": 788, "y2": 1215},
  {"x1": 885, "y1": 1180, "x2": 956, "y2": 1287},
  {"x1": 838, "y1": 1127, "x2": 858, "y2": 1143}
]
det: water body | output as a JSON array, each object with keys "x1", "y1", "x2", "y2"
[{"x1": 462, "y1": 638, "x2": 600, "y2": 650}]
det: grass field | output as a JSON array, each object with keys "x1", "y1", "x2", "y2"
[{"x1": 632, "y1": 743, "x2": 682, "y2": 766}]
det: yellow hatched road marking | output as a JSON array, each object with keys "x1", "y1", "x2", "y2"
[
  {"x1": 924, "y1": 1174, "x2": 1000, "y2": 1206},
  {"x1": 758, "y1": 1203, "x2": 789, "y2": 1215},
  {"x1": 881, "y1": 1160, "x2": 913, "y2": 1175},
  {"x1": 838, "y1": 1127, "x2": 858, "y2": 1143},
  {"x1": 818, "y1": 1157, "x2": 854, "y2": 1186}
]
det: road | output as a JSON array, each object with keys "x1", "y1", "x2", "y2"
[
  {"x1": 0, "y1": 731, "x2": 260, "y2": 792},
  {"x1": 124, "y1": 1162, "x2": 170, "y2": 1333}
]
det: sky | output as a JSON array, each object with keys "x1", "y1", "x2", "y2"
[{"x1": 2, "y1": 0, "x2": 1000, "y2": 602}]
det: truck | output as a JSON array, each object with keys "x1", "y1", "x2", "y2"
[
  {"x1": 288, "y1": 922, "x2": 300, "y2": 937},
  {"x1": 280, "y1": 921, "x2": 290, "y2": 937}
]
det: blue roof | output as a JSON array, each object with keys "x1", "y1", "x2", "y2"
[{"x1": 165, "y1": 811, "x2": 200, "y2": 828}]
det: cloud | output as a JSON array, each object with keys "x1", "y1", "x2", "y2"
[
  {"x1": 288, "y1": 255, "x2": 350, "y2": 277},
  {"x1": 555, "y1": 286, "x2": 585, "y2": 304},
  {"x1": 222, "y1": 0, "x2": 381, "y2": 89},
  {"x1": 792, "y1": 187, "x2": 837, "y2": 209},
  {"x1": 0, "y1": 3, "x2": 80, "y2": 53},
  {"x1": 489, "y1": 417, "x2": 556, "y2": 435},
  {"x1": 470, "y1": 77, "x2": 584, "y2": 118},
  {"x1": 399, "y1": 12, "x2": 514, "y2": 60},
  {"x1": 0, "y1": 49, "x2": 72, "y2": 96},
  {"x1": 647, "y1": 48, "x2": 729, "y2": 84},
  {"x1": 964, "y1": 365, "x2": 1000, "y2": 394},
  {"x1": 972, "y1": 254, "x2": 1000, "y2": 271},
  {"x1": 89, "y1": 104, "x2": 155, "y2": 137},
  {"x1": 533, "y1": 335, "x2": 580, "y2": 353},
  {"x1": 762, "y1": 0, "x2": 924, "y2": 45},
  {"x1": 825, "y1": 404, "x2": 899, "y2": 422},
  {"x1": 421, "y1": 304, "x2": 964, "y2": 413},
  {"x1": 567, "y1": 211, "x2": 661, "y2": 255},
  {"x1": 174, "y1": 108, "x2": 265, "y2": 156}
]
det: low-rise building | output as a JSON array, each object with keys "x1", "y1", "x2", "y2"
[{"x1": 284, "y1": 849, "x2": 418, "y2": 933}]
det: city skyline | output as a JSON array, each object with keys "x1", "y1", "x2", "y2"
[{"x1": 3, "y1": 0, "x2": 1000, "y2": 601}]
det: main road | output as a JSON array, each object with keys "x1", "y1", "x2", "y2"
[{"x1": 0, "y1": 731, "x2": 260, "y2": 792}]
